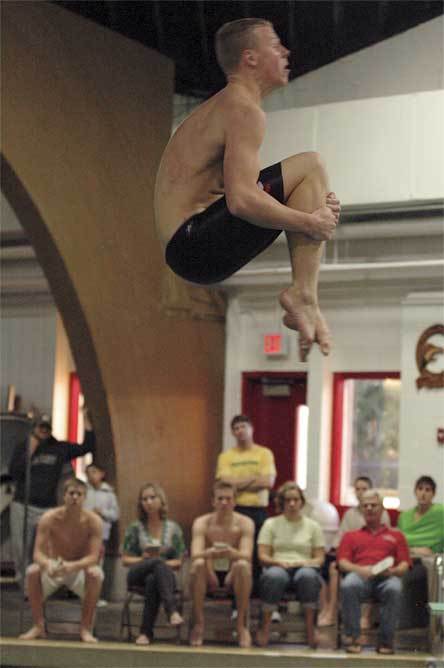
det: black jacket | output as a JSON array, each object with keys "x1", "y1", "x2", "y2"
[{"x1": 9, "y1": 430, "x2": 96, "y2": 508}]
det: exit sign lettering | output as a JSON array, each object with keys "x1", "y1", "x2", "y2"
[{"x1": 263, "y1": 333, "x2": 288, "y2": 357}]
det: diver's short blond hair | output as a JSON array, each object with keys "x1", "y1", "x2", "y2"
[{"x1": 215, "y1": 18, "x2": 272, "y2": 76}]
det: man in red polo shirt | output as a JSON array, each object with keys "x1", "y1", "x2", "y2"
[{"x1": 338, "y1": 489, "x2": 410, "y2": 655}]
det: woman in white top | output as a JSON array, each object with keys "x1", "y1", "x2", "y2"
[{"x1": 256, "y1": 482, "x2": 325, "y2": 649}]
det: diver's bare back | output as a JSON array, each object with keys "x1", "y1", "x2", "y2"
[{"x1": 155, "y1": 85, "x2": 262, "y2": 249}]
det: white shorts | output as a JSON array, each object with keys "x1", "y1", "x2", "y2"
[{"x1": 40, "y1": 561, "x2": 103, "y2": 600}]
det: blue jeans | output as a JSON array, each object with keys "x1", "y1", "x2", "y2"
[
  {"x1": 259, "y1": 566, "x2": 322, "y2": 611},
  {"x1": 340, "y1": 572, "x2": 402, "y2": 646}
]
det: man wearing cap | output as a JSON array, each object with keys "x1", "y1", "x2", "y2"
[{"x1": 9, "y1": 411, "x2": 95, "y2": 580}]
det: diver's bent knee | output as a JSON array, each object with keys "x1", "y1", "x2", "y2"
[
  {"x1": 282, "y1": 151, "x2": 327, "y2": 183},
  {"x1": 305, "y1": 151, "x2": 327, "y2": 176}
]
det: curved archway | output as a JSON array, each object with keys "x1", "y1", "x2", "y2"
[
  {"x1": 2, "y1": 2, "x2": 225, "y2": 535},
  {"x1": 1, "y1": 155, "x2": 115, "y2": 475}
]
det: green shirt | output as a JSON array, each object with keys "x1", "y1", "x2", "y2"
[
  {"x1": 398, "y1": 503, "x2": 444, "y2": 553},
  {"x1": 258, "y1": 514, "x2": 325, "y2": 563},
  {"x1": 122, "y1": 519, "x2": 186, "y2": 558}
]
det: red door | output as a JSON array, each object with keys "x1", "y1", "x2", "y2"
[{"x1": 242, "y1": 372, "x2": 307, "y2": 490}]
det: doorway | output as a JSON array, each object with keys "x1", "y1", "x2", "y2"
[{"x1": 242, "y1": 372, "x2": 307, "y2": 489}]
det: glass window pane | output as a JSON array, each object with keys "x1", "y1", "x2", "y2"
[{"x1": 341, "y1": 378, "x2": 400, "y2": 504}]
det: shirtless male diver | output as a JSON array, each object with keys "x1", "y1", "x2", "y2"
[
  {"x1": 155, "y1": 18, "x2": 340, "y2": 361},
  {"x1": 19, "y1": 477, "x2": 103, "y2": 643},
  {"x1": 189, "y1": 481, "x2": 254, "y2": 648}
]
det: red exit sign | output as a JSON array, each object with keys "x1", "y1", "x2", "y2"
[{"x1": 263, "y1": 333, "x2": 287, "y2": 356}]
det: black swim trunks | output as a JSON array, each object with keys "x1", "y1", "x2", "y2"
[{"x1": 165, "y1": 162, "x2": 285, "y2": 284}]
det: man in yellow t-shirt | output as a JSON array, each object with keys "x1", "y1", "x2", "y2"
[{"x1": 216, "y1": 414, "x2": 277, "y2": 592}]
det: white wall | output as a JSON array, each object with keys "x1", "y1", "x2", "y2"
[
  {"x1": 261, "y1": 90, "x2": 444, "y2": 206},
  {"x1": 398, "y1": 293, "x2": 444, "y2": 507},
  {"x1": 264, "y1": 17, "x2": 444, "y2": 111},
  {"x1": 1, "y1": 304, "x2": 56, "y2": 416}
]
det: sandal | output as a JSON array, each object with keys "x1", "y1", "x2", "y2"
[
  {"x1": 344, "y1": 638, "x2": 362, "y2": 654},
  {"x1": 377, "y1": 646, "x2": 394, "y2": 655}
]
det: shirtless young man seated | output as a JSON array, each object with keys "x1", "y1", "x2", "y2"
[
  {"x1": 19, "y1": 477, "x2": 103, "y2": 643},
  {"x1": 155, "y1": 18, "x2": 341, "y2": 361},
  {"x1": 189, "y1": 480, "x2": 255, "y2": 648}
]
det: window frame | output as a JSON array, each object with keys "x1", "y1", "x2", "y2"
[{"x1": 329, "y1": 371, "x2": 401, "y2": 505}]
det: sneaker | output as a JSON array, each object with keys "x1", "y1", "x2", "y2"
[
  {"x1": 96, "y1": 599, "x2": 108, "y2": 607},
  {"x1": 271, "y1": 610, "x2": 282, "y2": 623},
  {"x1": 231, "y1": 609, "x2": 238, "y2": 621}
]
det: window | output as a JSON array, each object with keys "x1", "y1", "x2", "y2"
[{"x1": 330, "y1": 372, "x2": 401, "y2": 507}]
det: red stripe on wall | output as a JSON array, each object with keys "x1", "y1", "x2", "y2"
[{"x1": 68, "y1": 372, "x2": 80, "y2": 442}]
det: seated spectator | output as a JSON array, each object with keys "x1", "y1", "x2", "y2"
[
  {"x1": 318, "y1": 475, "x2": 391, "y2": 628},
  {"x1": 336, "y1": 476, "x2": 391, "y2": 540},
  {"x1": 19, "y1": 477, "x2": 103, "y2": 643},
  {"x1": 216, "y1": 414, "x2": 276, "y2": 594},
  {"x1": 397, "y1": 475, "x2": 444, "y2": 628},
  {"x1": 84, "y1": 462, "x2": 120, "y2": 605},
  {"x1": 189, "y1": 480, "x2": 254, "y2": 648},
  {"x1": 9, "y1": 409, "x2": 95, "y2": 579},
  {"x1": 121, "y1": 482, "x2": 185, "y2": 646},
  {"x1": 256, "y1": 482, "x2": 325, "y2": 649},
  {"x1": 338, "y1": 489, "x2": 410, "y2": 655}
]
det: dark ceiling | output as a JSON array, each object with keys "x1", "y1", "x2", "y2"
[{"x1": 59, "y1": 1, "x2": 443, "y2": 98}]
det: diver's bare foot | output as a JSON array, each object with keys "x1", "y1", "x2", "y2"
[
  {"x1": 280, "y1": 289, "x2": 331, "y2": 360},
  {"x1": 255, "y1": 625, "x2": 270, "y2": 647},
  {"x1": 135, "y1": 633, "x2": 150, "y2": 645},
  {"x1": 238, "y1": 626, "x2": 252, "y2": 648},
  {"x1": 80, "y1": 628, "x2": 98, "y2": 643},
  {"x1": 190, "y1": 623, "x2": 204, "y2": 646},
  {"x1": 170, "y1": 611, "x2": 184, "y2": 626},
  {"x1": 280, "y1": 289, "x2": 316, "y2": 337},
  {"x1": 19, "y1": 624, "x2": 46, "y2": 640}
]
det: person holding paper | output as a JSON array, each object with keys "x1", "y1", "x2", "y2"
[
  {"x1": 189, "y1": 481, "x2": 254, "y2": 648},
  {"x1": 121, "y1": 482, "x2": 185, "y2": 645},
  {"x1": 338, "y1": 489, "x2": 411, "y2": 655}
]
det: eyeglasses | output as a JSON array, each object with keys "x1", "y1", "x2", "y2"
[{"x1": 363, "y1": 503, "x2": 380, "y2": 508}]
